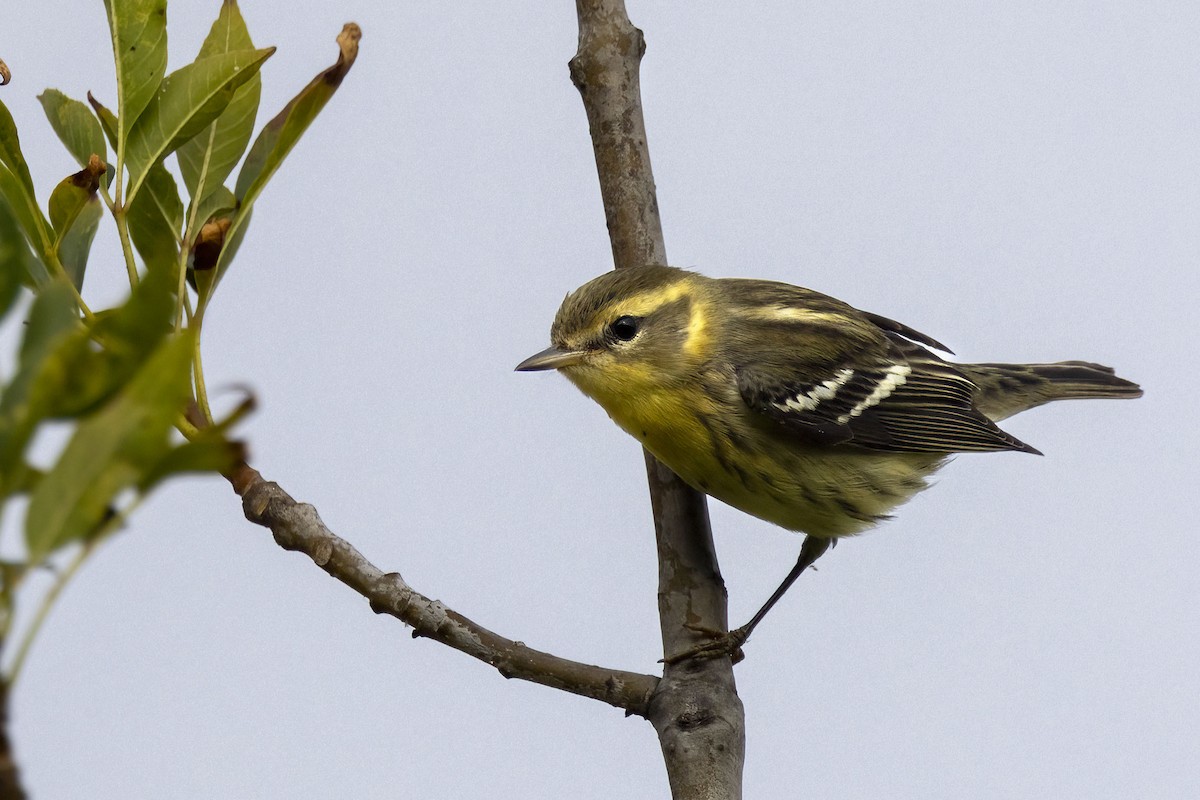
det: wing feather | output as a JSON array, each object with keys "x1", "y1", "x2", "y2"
[{"x1": 734, "y1": 331, "x2": 1040, "y2": 454}]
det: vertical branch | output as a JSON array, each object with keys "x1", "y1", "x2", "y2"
[
  {"x1": 570, "y1": 3, "x2": 745, "y2": 798},
  {"x1": 0, "y1": 681, "x2": 26, "y2": 800},
  {"x1": 568, "y1": 3, "x2": 666, "y2": 268}
]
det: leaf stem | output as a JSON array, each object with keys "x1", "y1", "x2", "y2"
[
  {"x1": 4, "y1": 542, "x2": 93, "y2": 688},
  {"x1": 98, "y1": 180, "x2": 138, "y2": 286},
  {"x1": 191, "y1": 313, "x2": 213, "y2": 426},
  {"x1": 112, "y1": 205, "x2": 140, "y2": 288},
  {"x1": 4, "y1": 491, "x2": 145, "y2": 688},
  {"x1": 177, "y1": 186, "x2": 204, "y2": 332}
]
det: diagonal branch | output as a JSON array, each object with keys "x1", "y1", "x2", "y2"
[{"x1": 222, "y1": 461, "x2": 658, "y2": 716}]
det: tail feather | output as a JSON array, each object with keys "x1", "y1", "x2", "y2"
[{"x1": 964, "y1": 361, "x2": 1142, "y2": 421}]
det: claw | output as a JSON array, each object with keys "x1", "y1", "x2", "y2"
[
  {"x1": 660, "y1": 536, "x2": 834, "y2": 666},
  {"x1": 661, "y1": 625, "x2": 751, "y2": 665}
]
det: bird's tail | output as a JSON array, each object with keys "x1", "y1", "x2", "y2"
[{"x1": 963, "y1": 360, "x2": 1143, "y2": 422}]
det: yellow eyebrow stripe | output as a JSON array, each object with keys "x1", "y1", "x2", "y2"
[
  {"x1": 617, "y1": 280, "x2": 712, "y2": 356},
  {"x1": 587, "y1": 276, "x2": 712, "y2": 355},
  {"x1": 615, "y1": 283, "x2": 690, "y2": 317}
]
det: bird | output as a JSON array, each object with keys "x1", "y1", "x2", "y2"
[{"x1": 516, "y1": 265, "x2": 1142, "y2": 660}]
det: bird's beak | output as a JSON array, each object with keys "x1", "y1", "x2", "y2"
[{"x1": 515, "y1": 346, "x2": 588, "y2": 372}]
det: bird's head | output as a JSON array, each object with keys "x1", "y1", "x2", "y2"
[{"x1": 516, "y1": 266, "x2": 711, "y2": 404}]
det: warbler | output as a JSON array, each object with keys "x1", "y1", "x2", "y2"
[{"x1": 517, "y1": 265, "x2": 1141, "y2": 657}]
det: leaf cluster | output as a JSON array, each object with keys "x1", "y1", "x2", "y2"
[{"x1": 0, "y1": 0, "x2": 360, "y2": 685}]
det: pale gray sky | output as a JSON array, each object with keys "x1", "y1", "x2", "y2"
[{"x1": 4, "y1": 2, "x2": 1196, "y2": 798}]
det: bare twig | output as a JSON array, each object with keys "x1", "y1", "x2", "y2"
[
  {"x1": 197, "y1": 4, "x2": 744, "y2": 795},
  {"x1": 571, "y1": 2, "x2": 746, "y2": 798},
  {"x1": 224, "y1": 461, "x2": 658, "y2": 716}
]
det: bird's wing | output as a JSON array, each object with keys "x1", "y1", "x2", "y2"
[{"x1": 735, "y1": 335, "x2": 1041, "y2": 455}]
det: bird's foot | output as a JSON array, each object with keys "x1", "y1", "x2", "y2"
[{"x1": 661, "y1": 624, "x2": 752, "y2": 665}]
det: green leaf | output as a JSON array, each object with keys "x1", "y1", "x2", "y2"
[
  {"x1": 25, "y1": 330, "x2": 195, "y2": 560},
  {"x1": 218, "y1": 204, "x2": 249, "y2": 264},
  {"x1": 88, "y1": 257, "x2": 175, "y2": 367},
  {"x1": 205, "y1": 24, "x2": 359, "y2": 303},
  {"x1": 15, "y1": 282, "x2": 80, "y2": 382},
  {"x1": 24, "y1": 331, "x2": 123, "y2": 425},
  {"x1": 0, "y1": 265, "x2": 175, "y2": 500},
  {"x1": 233, "y1": 25, "x2": 359, "y2": 205},
  {"x1": 47, "y1": 161, "x2": 106, "y2": 291},
  {"x1": 103, "y1": 0, "x2": 168, "y2": 145},
  {"x1": 177, "y1": 1, "x2": 262, "y2": 217},
  {"x1": 0, "y1": 99, "x2": 36, "y2": 199},
  {"x1": 0, "y1": 272, "x2": 17, "y2": 327},
  {"x1": 58, "y1": 200, "x2": 103, "y2": 292},
  {"x1": 127, "y1": 162, "x2": 183, "y2": 273},
  {"x1": 0, "y1": 105, "x2": 51, "y2": 253},
  {"x1": 0, "y1": 170, "x2": 44, "y2": 265},
  {"x1": 0, "y1": 266, "x2": 179, "y2": 507},
  {"x1": 124, "y1": 47, "x2": 275, "y2": 207},
  {"x1": 0, "y1": 281, "x2": 79, "y2": 488},
  {"x1": 23, "y1": 261, "x2": 174, "y2": 426},
  {"x1": 1, "y1": 464, "x2": 43, "y2": 497},
  {"x1": 0, "y1": 197, "x2": 42, "y2": 300},
  {"x1": 88, "y1": 92, "x2": 120, "y2": 151},
  {"x1": 0, "y1": 220, "x2": 22, "y2": 321},
  {"x1": 48, "y1": 169, "x2": 98, "y2": 238},
  {"x1": 37, "y1": 90, "x2": 108, "y2": 169},
  {"x1": 2, "y1": 281, "x2": 81, "y2": 420}
]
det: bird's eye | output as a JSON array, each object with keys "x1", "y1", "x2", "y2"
[{"x1": 609, "y1": 315, "x2": 641, "y2": 342}]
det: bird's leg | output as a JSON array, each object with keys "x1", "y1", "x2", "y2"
[
  {"x1": 662, "y1": 535, "x2": 834, "y2": 664},
  {"x1": 731, "y1": 535, "x2": 833, "y2": 646}
]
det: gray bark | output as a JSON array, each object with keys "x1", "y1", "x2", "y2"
[{"x1": 570, "y1": 3, "x2": 747, "y2": 797}]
